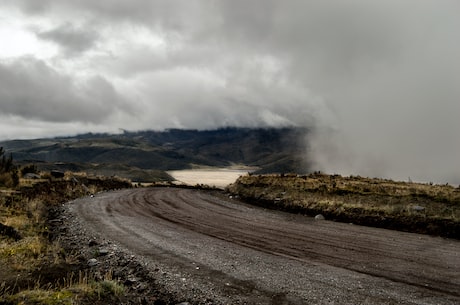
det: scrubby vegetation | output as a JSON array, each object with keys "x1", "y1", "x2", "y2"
[
  {"x1": 227, "y1": 173, "x2": 460, "y2": 238},
  {"x1": 1, "y1": 269, "x2": 125, "y2": 305},
  {"x1": 0, "y1": 166, "x2": 132, "y2": 304},
  {"x1": 0, "y1": 147, "x2": 19, "y2": 188}
]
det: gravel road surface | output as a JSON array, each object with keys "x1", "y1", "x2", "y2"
[{"x1": 69, "y1": 187, "x2": 460, "y2": 304}]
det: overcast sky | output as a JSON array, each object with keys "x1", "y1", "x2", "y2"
[{"x1": 0, "y1": 0, "x2": 459, "y2": 183}]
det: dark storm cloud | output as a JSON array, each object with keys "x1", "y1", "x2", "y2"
[
  {"x1": 0, "y1": 58, "x2": 130, "y2": 123},
  {"x1": 1, "y1": 0, "x2": 459, "y2": 183},
  {"x1": 35, "y1": 23, "x2": 99, "y2": 55},
  {"x1": 10, "y1": 0, "x2": 211, "y2": 33}
]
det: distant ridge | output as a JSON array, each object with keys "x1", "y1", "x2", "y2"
[{"x1": 1, "y1": 127, "x2": 309, "y2": 181}]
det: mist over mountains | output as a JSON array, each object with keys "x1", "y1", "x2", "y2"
[
  {"x1": 1, "y1": 127, "x2": 308, "y2": 182},
  {"x1": 1, "y1": 1, "x2": 459, "y2": 184}
]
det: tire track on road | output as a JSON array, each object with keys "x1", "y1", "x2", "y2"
[{"x1": 73, "y1": 187, "x2": 460, "y2": 304}]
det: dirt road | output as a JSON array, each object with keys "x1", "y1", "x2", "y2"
[{"x1": 71, "y1": 187, "x2": 460, "y2": 304}]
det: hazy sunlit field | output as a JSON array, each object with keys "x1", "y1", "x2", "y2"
[{"x1": 168, "y1": 169, "x2": 250, "y2": 188}]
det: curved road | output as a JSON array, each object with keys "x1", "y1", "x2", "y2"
[{"x1": 72, "y1": 187, "x2": 460, "y2": 304}]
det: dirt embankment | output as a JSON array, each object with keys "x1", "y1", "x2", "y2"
[{"x1": 226, "y1": 173, "x2": 460, "y2": 239}]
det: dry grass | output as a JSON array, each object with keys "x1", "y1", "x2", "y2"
[
  {"x1": 0, "y1": 173, "x2": 131, "y2": 304},
  {"x1": 1, "y1": 270, "x2": 124, "y2": 305},
  {"x1": 0, "y1": 237, "x2": 46, "y2": 269},
  {"x1": 227, "y1": 173, "x2": 460, "y2": 238}
]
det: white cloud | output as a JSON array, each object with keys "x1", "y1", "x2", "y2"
[{"x1": 0, "y1": 9, "x2": 57, "y2": 59}]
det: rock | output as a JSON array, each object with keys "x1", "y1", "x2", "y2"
[
  {"x1": 48, "y1": 219, "x2": 63, "y2": 224},
  {"x1": 0, "y1": 222, "x2": 22, "y2": 241},
  {"x1": 50, "y1": 170, "x2": 65, "y2": 178},
  {"x1": 314, "y1": 214, "x2": 325, "y2": 220},
  {"x1": 88, "y1": 240, "x2": 99, "y2": 247},
  {"x1": 98, "y1": 248, "x2": 109, "y2": 256},
  {"x1": 87, "y1": 258, "x2": 98, "y2": 267},
  {"x1": 412, "y1": 205, "x2": 425, "y2": 212},
  {"x1": 124, "y1": 277, "x2": 138, "y2": 286},
  {"x1": 134, "y1": 282, "x2": 148, "y2": 292},
  {"x1": 23, "y1": 173, "x2": 41, "y2": 179}
]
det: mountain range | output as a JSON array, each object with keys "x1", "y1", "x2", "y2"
[{"x1": 1, "y1": 127, "x2": 309, "y2": 182}]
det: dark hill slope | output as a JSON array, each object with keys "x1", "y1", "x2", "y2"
[
  {"x1": 1, "y1": 127, "x2": 309, "y2": 179},
  {"x1": 136, "y1": 128, "x2": 307, "y2": 170}
]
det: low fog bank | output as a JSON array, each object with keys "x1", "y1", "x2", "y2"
[{"x1": 307, "y1": 125, "x2": 460, "y2": 185}]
